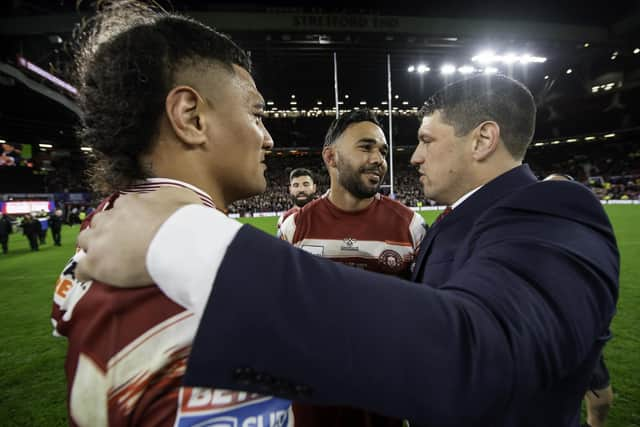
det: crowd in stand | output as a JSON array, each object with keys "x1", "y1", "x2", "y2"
[
  {"x1": 228, "y1": 141, "x2": 640, "y2": 214},
  {"x1": 2, "y1": 139, "x2": 638, "y2": 216}
]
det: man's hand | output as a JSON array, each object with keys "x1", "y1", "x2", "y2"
[{"x1": 75, "y1": 187, "x2": 202, "y2": 286}]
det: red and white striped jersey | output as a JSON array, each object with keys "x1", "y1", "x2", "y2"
[
  {"x1": 51, "y1": 178, "x2": 293, "y2": 427},
  {"x1": 280, "y1": 193, "x2": 425, "y2": 277},
  {"x1": 281, "y1": 192, "x2": 425, "y2": 427},
  {"x1": 275, "y1": 206, "x2": 300, "y2": 238}
]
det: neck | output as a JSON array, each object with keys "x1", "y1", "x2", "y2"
[
  {"x1": 145, "y1": 150, "x2": 227, "y2": 208},
  {"x1": 327, "y1": 181, "x2": 375, "y2": 212},
  {"x1": 450, "y1": 160, "x2": 522, "y2": 205}
]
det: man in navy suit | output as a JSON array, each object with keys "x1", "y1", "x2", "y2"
[{"x1": 76, "y1": 74, "x2": 619, "y2": 426}]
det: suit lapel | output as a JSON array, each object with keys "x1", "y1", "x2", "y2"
[{"x1": 411, "y1": 222, "x2": 442, "y2": 281}]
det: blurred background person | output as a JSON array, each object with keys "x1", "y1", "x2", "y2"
[
  {"x1": 276, "y1": 168, "x2": 317, "y2": 237},
  {"x1": 21, "y1": 214, "x2": 40, "y2": 251},
  {"x1": 49, "y1": 209, "x2": 63, "y2": 246},
  {"x1": 0, "y1": 213, "x2": 12, "y2": 254}
]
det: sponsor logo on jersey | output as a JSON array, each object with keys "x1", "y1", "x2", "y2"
[
  {"x1": 175, "y1": 388, "x2": 292, "y2": 427},
  {"x1": 341, "y1": 237, "x2": 359, "y2": 251}
]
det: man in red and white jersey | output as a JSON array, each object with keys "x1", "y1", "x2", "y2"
[
  {"x1": 51, "y1": 5, "x2": 291, "y2": 426},
  {"x1": 276, "y1": 168, "x2": 317, "y2": 238},
  {"x1": 280, "y1": 109, "x2": 426, "y2": 426}
]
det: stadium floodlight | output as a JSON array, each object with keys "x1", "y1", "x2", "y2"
[
  {"x1": 38, "y1": 143, "x2": 53, "y2": 148},
  {"x1": 544, "y1": 75, "x2": 550, "y2": 80},
  {"x1": 471, "y1": 51, "x2": 546, "y2": 65},
  {"x1": 290, "y1": 101, "x2": 297, "y2": 105},
  {"x1": 338, "y1": 101, "x2": 344, "y2": 105},
  {"x1": 604, "y1": 133, "x2": 615, "y2": 138},
  {"x1": 417, "y1": 64, "x2": 430, "y2": 73},
  {"x1": 267, "y1": 101, "x2": 274, "y2": 105},
  {"x1": 566, "y1": 68, "x2": 573, "y2": 74},
  {"x1": 503, "y1": 52, "x2": 518, "y2": 64},
  {"x1": 534, "y1": 142, "x2": 545, "y2": 147},
  {"x1": 402, "y1": 101, "x2": 409, "y2": 105},
  {"x1": 458, "y1": 65, "x2": 475, "y2": 74},
  {"x1": 634, "y1": 48, "x2": 640, "y2": 54},
  {"x1": 472, "y1": 50, "x2": 496, "y2": 64},
  {"x1": 80, "y1": 147, "x2": 92, "y2": 152},
  {"x1": 0, "y1": 139, "x2": 5, "y2": 143},
  {"x1": 360, "y1": 101, "x2": 367, "y2": 105},
  {"x1": 381, "y1": 101, "x2": 388, "y2": 105},
  {"x1": 527, "y1": 56, "x2": 547, "y2": 63},
  {"x1": 584, "y1": 42, "x2": 590, "y2": 48},
  {"x1": 592, "y1": 86, "x2": 600, "y2": 93},
  {"x1": 566, "y1": 138, "x2": 578, "y2": 142},
  {"x1": 317, "y1": 101, "x2": 323, "y2": 105},
  {"x1": 441, "y1": 64, "x2": 456, "y2": 75},
  {"x1": 585, "y1": 136, "x2": 596, "y2": 140},
  {"x1": 394, "y1": 94, "x2": 399, "y2": 99},
  {"x1": 291, "y1": 94, "x2": 295, "y2": 98},
  {"x1": 484, "y1": 67, "x2": 498, "y2": 74},
  {"x1": 407, "y1": 65, "x2": 415, "y2": 72},
  {"x1": 345, "y1": 94, "x2": 350, "y2": 98},
  {"x1": 551, "y1": 140, "x2": 561, "y2": 145}
]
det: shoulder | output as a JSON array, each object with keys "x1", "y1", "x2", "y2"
[
  {"x1": 499, "y1": 180, "x2": 606, "y2": 223},
  {"x1": 377, "y1": 195, "x2": 426, "y2": 248},
  {"x1": 377, "y1": 195, "x2": 421, "y2": 221}
]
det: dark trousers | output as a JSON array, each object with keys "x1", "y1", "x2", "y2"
[
  {"x1": 51, "y1": 228, "x2": 61, "y2": 246},
  {"x1": 39, "y1": 229, "x2": 47, "y2": 244},
  {"x1": 27, "y1": 234, "x2": 39, "y2": 251},
  {"x1": 0, "y1": 236, "x2": 7, "y2": 253}
]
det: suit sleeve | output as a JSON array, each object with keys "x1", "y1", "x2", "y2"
[{"x1": 184, "y1": 185, "x2": 618, "y2": 425}]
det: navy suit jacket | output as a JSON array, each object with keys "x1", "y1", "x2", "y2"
[{"x1": 185, "y1": 165, "x2": 619, "y2": 426}]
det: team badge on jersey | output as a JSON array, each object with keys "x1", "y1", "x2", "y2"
[{"x1": 378, "y1": 249, "x2": 404, "y2": 273}]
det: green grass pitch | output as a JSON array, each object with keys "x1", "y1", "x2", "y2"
[{"x1": 0, "y1": 206, "x2": 638, "y2": 426}]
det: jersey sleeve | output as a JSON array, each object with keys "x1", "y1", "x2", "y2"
[
  {"x1": 279, "y1": 212, "x2": 298, "y2": 243},
  {"x1": 409, "y1": 212, "x2": 427, "y2": 253}
]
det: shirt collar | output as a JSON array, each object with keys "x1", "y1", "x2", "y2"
[{"x1": 451, "y1": 185, "x2": 483, "y2": 210}]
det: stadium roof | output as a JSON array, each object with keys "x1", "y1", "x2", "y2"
[{"x1": 1, "y1": 0, "x2": 639, "y2": 151}]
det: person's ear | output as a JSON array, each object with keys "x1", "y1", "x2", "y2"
[
  {"x1": 165, "y1": 86, "x2": 208, "y2": 146},
  {"x1": 472, "y1": 121, "x2": 500, "y2": 161},
  {"x1": 322, "y1": 145, "x2": 337, "y2": 169}
]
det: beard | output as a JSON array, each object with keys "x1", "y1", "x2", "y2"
[
  {"x1": 336, "y1": 156, "x2": 385, "y2": 199},
  {"x1": 292, "y1": 192, "x2": 314, "y2": 207}
]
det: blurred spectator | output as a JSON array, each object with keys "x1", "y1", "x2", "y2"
[
  {"x1": 22, "y1": 214, "x2": 41, "y2": 251},
  {"x1": 49, "y1": 209, "x2": 63, "y2": 246},
  {"x1": 1, "y1": 143, "x2": 21, "y2": 166},
  {"x1": 0, "y1": 213, "x2": 12, "y2": 254},
  {"x1": 37, "y1": 210, "x2": 49, "y2": 244}
]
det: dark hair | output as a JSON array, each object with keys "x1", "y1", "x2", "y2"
[
  {"x1": 289, "y1": 168, "x2": 314, "y2": 183},
  {"x1": 323, "y1": 109, "x2": 382, "y2": 147},
  {"x1": 75, "y1": 1, "x2": 251, "y2": 193},
  {"x1": 420, "y1": 74, "x2": 536, "y2": 159}
]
